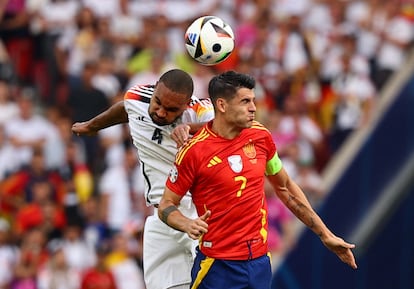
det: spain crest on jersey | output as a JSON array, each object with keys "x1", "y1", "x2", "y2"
[{"x1": 243, "y1": 140, "x2": 256, "y2": 159}]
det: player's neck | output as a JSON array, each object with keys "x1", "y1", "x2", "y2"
[{"x1": 211, "y1": 120, "x2": 242, "y2": 140}]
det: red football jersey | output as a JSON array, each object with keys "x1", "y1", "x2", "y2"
[{"x1": 166, "y1": 121, "x2": 277, "y2": 260}]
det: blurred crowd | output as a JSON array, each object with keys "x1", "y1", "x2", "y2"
[{"x1": 1, "y1": 0, "x2": 413, "y2": 288}]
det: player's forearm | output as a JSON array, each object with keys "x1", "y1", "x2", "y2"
[
  {"x1": 158, "y1": 202, "x2": 188, "y2": 233},
  {"x1": 283, "y1": 180, "x2": 332, "y2": 239},
  {"x1": 270, "y1": 171, "x2": 331, "y2": 239},
  {"x1": 187, "y1": 122, "x2": 206, "y2": 135},
  {"x1": 88, "y1": 101, "x2": 128, "y2": 131}
]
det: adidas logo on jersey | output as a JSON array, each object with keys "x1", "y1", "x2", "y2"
[{"x1": 207, "y1": 156, "x2": 222, "y2": 167}]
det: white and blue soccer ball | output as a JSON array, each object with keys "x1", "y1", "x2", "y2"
[{"x1": 185, "y1": 16, "x2": 235, "y2": 66}]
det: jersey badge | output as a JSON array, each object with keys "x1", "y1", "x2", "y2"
[
  {"x1": 228, "y1": 155, "x2": 243, "y2": 173},
  {"x1": 243, "y1": 140, "x2": 256, "y2": 159},
  {"x1": 169, "y1": 165, "x2": 178, "y2": 183}
]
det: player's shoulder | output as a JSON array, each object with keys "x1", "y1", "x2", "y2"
[
  {"x1": 175, "y1": 126, "x2": 211, "y2": 165},
  {"x1": 188, "y1": 95, "x2": 213, "y2": 110},
  {"x1": 250, "y1": 121, "x2": 270, "y2": 133},
  {"x1": 246, "y1": 121, "x2": 273, "y2": 141},
  {"x1": 124, "y1": 84, "x2": 155, "y2": 102}
]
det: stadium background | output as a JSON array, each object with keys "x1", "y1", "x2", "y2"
[{"x1": 0, "y1": 0, "x2": 413, "y2": 288}]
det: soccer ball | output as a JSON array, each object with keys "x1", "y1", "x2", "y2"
[{"x1": 184, "y1": 16, "x2": 235, "y2": 66}]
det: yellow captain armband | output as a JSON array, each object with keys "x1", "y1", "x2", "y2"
[{"x1": 265, "y1": 152, "x2": 283, "y2": 176}]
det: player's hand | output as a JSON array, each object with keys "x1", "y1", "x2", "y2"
[
  {"x1": 321, "y1": 235, "x2": 357, "y2": 269},
  {"x1": 187, "y1": 210, "x2": 211, "y2": 240},
  {"x1": 171, "y1": 124, "x2": 191, "y2": 148},
  {"x1": 72, "y1": 121, "x2": 97, "y2": 136}
]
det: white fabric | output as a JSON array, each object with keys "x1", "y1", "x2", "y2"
[
  {"x1": 143, "y1": 205, "x2": 197, "y2": 289},
  {"x1": 98, "y1": 124, "x2": 125, "y2": 168},
  {"x1": 278, "y1": 115, "x2": 323, "y2": 164},
  {"x1": 37, "y1": 266, "x2": 80, "y2": 289},
  {"x1": 124, "y1": 87, "x2": 214, "y2": 289},
  {"x1": 37, "y1": 0, "x2": 79, "y2": 36},
  {"x1": 0, "y1": 103, "x2": 19, "y2": 125},
  {"x1": 5, "y1": 114, "x2": 61, "y2": 168},
  {"x1": 99, "y1": 165, "x2": 133, "y2": 231},
  {"x1": 0, "y1": 143, "x2": 20, "y2": 180},
  {"x1": 81, "y1": 0, "x2": 120, "y2": 19},
  {"x1": 62, "y1": 240, "x2": 97, "y2": 273},
  {"x1": 282, "y1": 33, "x2": 309, "y2": 75},
  {"x1": 332, "y1": 73, "x2": 375, "y2": 130},
  {"x1": 110, "y1": 258, "x2": 145, "y2": 289},
  {"x1": 0, "y1": 245, "x2": 18, "y2": 287},
  {"x1": 377, "y1": 16, "x2": 414, "y2": 70},
  {"x1": 124, "y1": 94, "x2": 214, "y2": 206}
]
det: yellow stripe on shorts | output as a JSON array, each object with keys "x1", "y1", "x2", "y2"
[{"x1": 191, "y1": 257, "x2": 215, "y2": 289}]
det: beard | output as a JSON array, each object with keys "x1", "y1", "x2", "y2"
[{"x1": 149, "y1": 112, "x2": 182, "y2": 126}]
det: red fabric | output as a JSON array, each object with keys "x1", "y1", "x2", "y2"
[
  {"x1": 15, "y1": 203, "x2": 66, "y2": 235},
  {"x1": 0, "y1": 169, "x2": 67, "y2": 214},
  {"x1": 4, "y1": 38, "x2": 34, "y2": 82},
  {"x1": 81, "y1": 268, "x2": 117, "y2": 289},
  {"x1": 167, "y1": 121, "x2": 276, "y2": 260}
]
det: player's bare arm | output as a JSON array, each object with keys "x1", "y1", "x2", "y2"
[
  {"x1": 171, "y1": 122, "x2": 207, "y2": 148},
  {"x1": 267, "y1": 168, "x2": 357, "y2": 269},
  {"x1": 159, "y1": 187, "x2": 210, "y2": 239},
  {"x1": 72, "y1": 101, "x2": 129, "y2": 136}
]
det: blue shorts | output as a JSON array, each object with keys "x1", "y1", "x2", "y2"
[{"x1": 190, "y1": 248, "x2": 272, "y2": 289}]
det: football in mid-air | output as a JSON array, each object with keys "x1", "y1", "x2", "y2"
[{"x1": 184, "y1": 16, "x2": 235, "y2": 66}]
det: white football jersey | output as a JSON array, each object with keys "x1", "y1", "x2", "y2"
[{"x1": 124, "y1": 84, "x2": 214, "y2": 206}]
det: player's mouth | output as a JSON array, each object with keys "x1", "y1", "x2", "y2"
[{"x1": 150, "y1": 114, "x2": 168, "y2": 126}]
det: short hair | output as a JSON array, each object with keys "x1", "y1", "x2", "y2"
[
  {"x1": 158, "y1": 69, "x2": 194, "y2": 97},
  {"x1": 208, "y1": 70, "x2": 255, "y2": 102}
]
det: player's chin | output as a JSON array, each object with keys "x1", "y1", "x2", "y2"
[
  {"x1": 246, "y1": 118, "x2": 255, "y2": 127},
  {"x1": 151, "y1": 115, "x2": 169, "y2": 126}
]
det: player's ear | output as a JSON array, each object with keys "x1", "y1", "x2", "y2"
[{"x1": 216, "y1": 98, "x2": 226, "y2": 113}]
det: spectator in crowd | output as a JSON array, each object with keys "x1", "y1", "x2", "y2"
[
  {"x1": 80, "y1": 242, "x2": 117, "y2": 289},
  {"x1": 4, "y1": 88, "x2": 62, "y2": 169},
  {"x1": 330, "y1": 50, "x2": 376, "y2": 152},
  {"x1": 91, "y1": 56, "x2": 122, "y2": 100},
  {"x1": 0, "y1": 124, "x2": 20, "y2": 180},
  {"x1": 67, "y1": 61, "x2": 110, "y2": 173},
  {"x1": 78, "y1": 196, "x2": 109, "y2": 251},
  {"x1": 277, "y1": 96, "x2": 324, "y2": 167},
  {"x1": 0, "y1": 0, "x2": 33, "y2": 84},
  {"x1": 0, "y1": 218, "x2": 18, "y2": 289},
  {"x1": 294, "y1": 159, "x2": 325, "y2": 207},
  {"x1": 14, "y1": 177, "x2": 66, "y2": 240},
  {"x1": 1, "y1": 147, "x2": 66, "y2": 219},
  {"x1": 2, "y1": 0, "x2": 414, "y2": 286},
  {"x1": 37, "y1": 239, "x2": 81, "y2": 289},
  {"x1": 28, "y1": 0, "x2": 80, "y2": 104},
  {"x1": 97, "y1": 123, "x2": 128, "y2": 169},
  {"x1": 60, "y1": 221, "x2": 97, "y2": 275},
  {"x1": 374, "y1": 1, "x2": 414, "y2": 90},
  {"x1": 13, "y1": 228, "x2": 49, "y2": 289},
  {"x1": 98, "y1": 145, "x2": 144, "y2": 236},
  {"x1": 104, "y1": 0, "x2": 143, "y2": 76},
  {"x1": 55, "y1": 6, "x2": 100, "y2": 92},
  {"x1": 105, "y1": 233, "x2": 145, "y2": 289},
  {"x1": 0, "y1": 80, "x2": 19, "y2": 125}
]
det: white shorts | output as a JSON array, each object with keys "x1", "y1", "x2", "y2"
[{"x1": 143, "y1": 202, "x2": 198, "y2": 289}]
